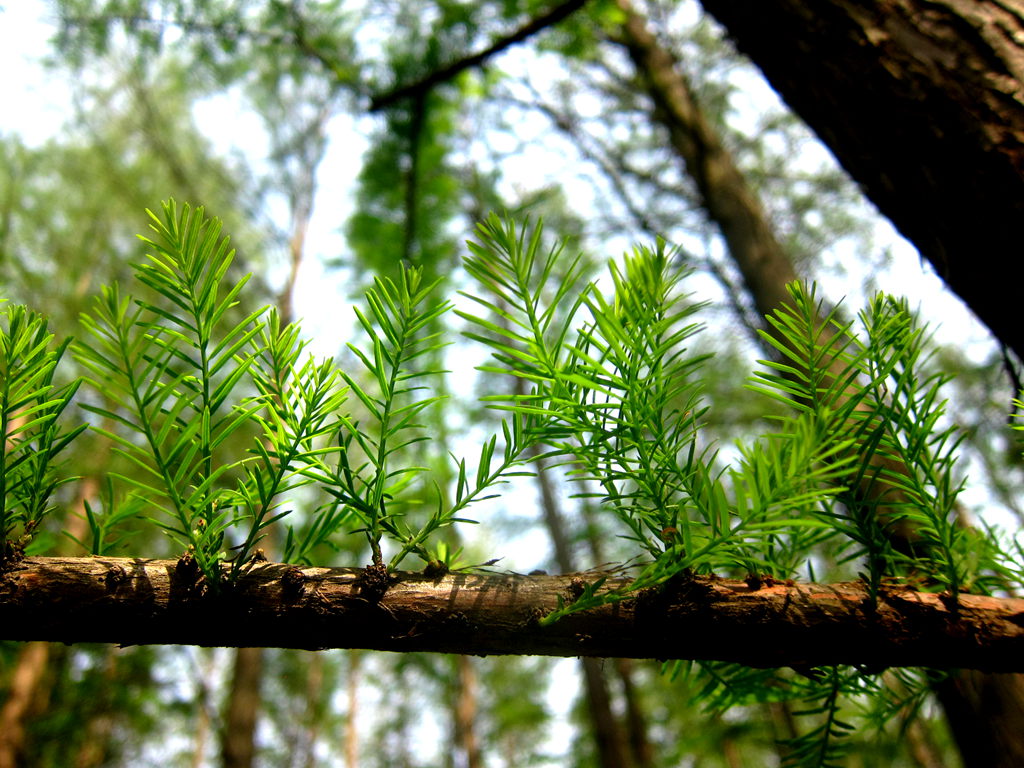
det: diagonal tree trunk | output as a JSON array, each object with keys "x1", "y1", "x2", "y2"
[
  {"x1": 609, "y1": 0, "x2": 799, "y2": 322},
  {"x1": 698, "y1": 0, "x2": 1024, "y2": 362},
  {"x1": 608, "y1": 2, "x2": 1024, "y2": 765}
]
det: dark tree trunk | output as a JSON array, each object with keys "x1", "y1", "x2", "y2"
[
  {"x1": 611, "y1": 0, "x2": 800, "y2": 324},
  {"x1": 610, "y1": 3, "x2": 1024, "y2": 765},
  {"x1": 933, "y1": 670, "x2": 1024, "y2": 768},
  {"x1": 221, "y1": 647, "x2": 263, "y2": 768},
  {"x1": 583, "y1": 495, "x2": 654, "y2": 768},
  {"x1": 698, "y1": 0, "x2": 1024, "y2": 361}
]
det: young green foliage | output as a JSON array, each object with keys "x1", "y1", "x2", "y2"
[
  {"x1": 307, "y1": 268, "x2": 453, "y2": 568},
  {"x1": 0, "y1": 302, "x2": 85, "y2": 559},
  {"x1": 460, "y1": 217, "x2": 855, "y2": 620},
  {"x1": 65, "y1": 478, "x2": 146, "y2": 556},
  {"x1": 230, "y1": 309, "x2": 350, "y2": 578},
  {"x1": 752, "y1": 286, "x2": 975, "y2": 598},
  {"x1": 76, "y1": 201, "x2": 267, "y2": 583},
  {"x1": 459, "y1": 218, "x2": 992, "y2": 767},
  {"x1": 0, "y1": 206, "x2": 1013, "y2": 766}
]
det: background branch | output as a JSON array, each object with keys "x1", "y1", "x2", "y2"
[{"x1": 369, "y1": 0, "x2": 590, "y2": 111}]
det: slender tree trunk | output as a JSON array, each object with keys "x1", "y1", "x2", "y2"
[
  {"x1": 192, "y1": 649, "x2": 217, "y2": 768},
  {"x1": 74, "y1": 647, "x2": 117, "y2": 768},
  {"x1": 580, "y1": 657, "x2": 633, "y2": 768},
  {"x1": 297, "y1": 652, "x2": 325, "y2": 768},
  {"x1": 722, "y1": 738, "x2": 742, "y2": 768},
  {"x1": 610, "y1": 0, "x2": 799, "y2": 324},
  {"x1": 767, "y1": 701, "x2": 798, "y2": 765},
  {"x1": 218, "y1": 95, "x2": 330, "y2": 767},
  {"x1": 904, "y1": 718, "x2": 948, "y2": 768},
  {"x1": 0, "y1": 642, "x2": 50, "y2": 768},
  {"x1": 0, "y1": 472, "x2": 98, "y2": 768},
  {"x1": 531, "y1": 454, "x2": 633, "y2": 768},
  {"x1": 344, "y1": 651, "x2": 361, "y2": 768},
  {"x1": 454, "y1": 655, "x2": 483, "y2": 768},
  {"x1": 221, "y1": 646, "x2": 264, "y2": 768},
  {"x1": 582, "y1": 493, "x2": 653, "y2": 768},
  {"x1": 613, "y1": 658, "x2": 653, "y2": 768}
]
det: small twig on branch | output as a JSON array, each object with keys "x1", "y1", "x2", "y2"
[
  {"x1": 3, "y1": 556, "x2": 1024, "y2": 671},
  {"x1": 369, "y1": 0, "x2": 590, "y2": 112}
]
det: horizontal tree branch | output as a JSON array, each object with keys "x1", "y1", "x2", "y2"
[{"x1": 3, "y1": 556, "x2": 1024, "y2": 670}]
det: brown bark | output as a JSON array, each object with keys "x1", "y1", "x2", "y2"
[
  {"x1": 610, "y1": 5, "x2": 1024, "y2": 765},
  {"x1": 613, "y1": 658, "x2": 653, "y2": 768},
  {"x1": 344, "y1": 651, "x2": 361, "y2": 768},
  {"x1": 932, "y1": 670, "x2": 1024, "y2": 768},
  {"x1": 904, "y1": 718, "x2": 949, "y2": 768},
  {"x1": 221, "y1": 646, "x2": 263, "y2": 768},
  {"x1": 580, "y1": 657, "x2": 632, "y2": 768},
  {"x1": 454, "y1": 655, "x2": 483, "y2": 768},
  {"x1": 582, "y1": 496, "x2": 654, "y2": 768},
  {"x1": 0, "y1": 642, "x2": 50, "y2": 768},
  {"x1": 697, "y1": 0, "x2": 1024, "y2": 361},
  {"x1": 296, "y1": 652, "x2": 325, "y2": 768},
  {"x1": 2, "y1": 556, "x2": 1024, "y2": 670},
  {"x1": 191, "y1": 649, "x2": 216, "y2": 768}
]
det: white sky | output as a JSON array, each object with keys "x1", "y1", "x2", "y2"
[
  {"x1": 0, "y1": 3, "x2": 73, "y2": 143},
  {"x1": 0, "y1": 2, "x2": 991, "y2": 354}
]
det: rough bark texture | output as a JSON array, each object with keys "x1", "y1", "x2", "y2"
[
  {"x1": 3, "y1": 556, "x2": 1024, "y2": 671},
  {"x1": 613, "y1": 5, "x2": 1024, "y2": 764},
  {"x1": 698, "y1": 0, "x2": 1024, "y2": 360}
]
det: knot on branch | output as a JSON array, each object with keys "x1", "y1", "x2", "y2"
[{"x1": 356, "y1": 562, "x2": 392, "y2": 602}]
